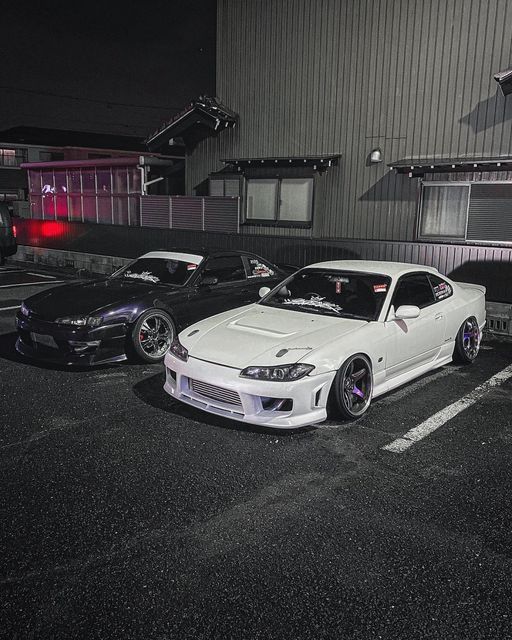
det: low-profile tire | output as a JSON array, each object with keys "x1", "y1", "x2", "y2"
[
  {"x1": 130, "y1": 309, "x2": 175, "y2": 363},
  {"x1": 453, "y1": 316, "x2": 481, "y2": 365},
  {"x1": 332, "y1": 353, "x2": 373, "y2": 420}
]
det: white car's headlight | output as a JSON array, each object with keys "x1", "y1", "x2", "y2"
[
  {"x1": 20, "y1": 302, "x2": 30, "y2": 317},
  {"x1": 55, "y1": 315, "x2": 103, "y2": 327},
  {"x1": 170, "y1": 339, "x2": 189, "y2": 362},
  {"x1": 240, "y1": 363, "x2": 314, "y2": 381}
]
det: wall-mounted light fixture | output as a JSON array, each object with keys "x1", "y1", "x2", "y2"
[
  {"x1": 494, "y1": 67, "x2": 512, "y2": 96},
  {"x1": 369, "y1": 148, "x2": 383, "y2": 164}
]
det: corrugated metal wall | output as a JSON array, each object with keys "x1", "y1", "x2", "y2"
[{"x1": 187, "y1": 0, "x2": 512, "y2": 242}]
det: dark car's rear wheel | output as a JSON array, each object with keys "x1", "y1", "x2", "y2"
[
  {"x1": 130, "y1": 309, "x2": 175, "y2": 363},
  {"x1": 453, "y1": 316, "x2": 480, "y2": 364},
  {"x1": 332, "y1": 354, "x2": 373, "y2": 420}
]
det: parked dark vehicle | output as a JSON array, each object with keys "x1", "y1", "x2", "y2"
[
  {"x1": 0, "y1": 203, "x2": 17, "y2": 264},
  {"x1": 15, "y1": 249, "x2": 293, "y2": 366}
]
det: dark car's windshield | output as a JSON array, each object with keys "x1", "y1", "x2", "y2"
[
  {"x1": 260, "y1": 269, "x2": 391, "y2": 320},
  {"x1": 111, "y1": 257, "x2": 202, "y2": 287}
]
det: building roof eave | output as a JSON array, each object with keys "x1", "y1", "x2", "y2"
[{"x1": 389, "y1": 156, "x2": 512, "y2": 177}]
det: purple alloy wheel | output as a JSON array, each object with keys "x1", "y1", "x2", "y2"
[
  {"x1": 462, "y1": 318, "x2": 480, "y2": 360},
  {"x1": 342, "y1": 356, "x2": 372, "y2": 416}
]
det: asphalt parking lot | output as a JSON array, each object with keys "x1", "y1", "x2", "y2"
[{"x1": 1, "y1": 263, "x2": 512, "y2": 640}]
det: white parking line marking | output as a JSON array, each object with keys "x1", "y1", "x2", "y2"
[
  {"x1": 382, "y1": 364, "x2": 512, "y2": 453},
  {"x1": 0, "y1": 305, "x2": 21, "y2": 311},
  {"x1": 0, "y1": 280, "x2": 65, "y2": 289},
  {"x1": 26, "y1": 272, "x2": 56, "y2": 279}
]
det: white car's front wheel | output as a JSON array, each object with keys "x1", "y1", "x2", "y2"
[{"x1": 333, "y1": 354, "x2": 373, "y2": 420}]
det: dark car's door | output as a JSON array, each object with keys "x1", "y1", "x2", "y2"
[
  {"x1": 239, "y1": 255, "x2": 285, "y2": 303},
  {"x1": 184, "y1": 255, "x2": 252, "y2": 325}
]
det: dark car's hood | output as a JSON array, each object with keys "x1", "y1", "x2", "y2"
[{"x1": 25, "y1": 278, "x2": 174, "y2": 320}]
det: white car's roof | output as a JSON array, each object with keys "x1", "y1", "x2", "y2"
[
  {"x1": 305, "y1": 260, "x2": 440, "y2": 278},
  {"x1": 140, "y1": 251, "x2": 204, "y2": 264}
]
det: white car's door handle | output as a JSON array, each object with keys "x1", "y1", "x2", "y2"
[{"x1": 435, "y1": 312, "x2": 444, "y2": 320}]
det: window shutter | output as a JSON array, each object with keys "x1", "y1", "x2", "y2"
[{"x1": 467, "y1": 184, "x2": 512, "y2": 242}]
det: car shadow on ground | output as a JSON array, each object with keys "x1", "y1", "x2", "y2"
[
  {"x1": 0, "y1": 330, "x2": 122, "y2": 373},
  {"x1": 132, "y1": 372, "x2": 316, "y2": 437}
]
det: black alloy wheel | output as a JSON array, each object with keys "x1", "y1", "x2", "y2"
[
  {"x1": 131, "y1": 309, "x2": 175, "y2": 362},
  {"x1": 333, "y1": 354, "x2": 373, "y2": 420},
  {"x1": 453, "y1": 316, "x2": 481, "y2": 364}
]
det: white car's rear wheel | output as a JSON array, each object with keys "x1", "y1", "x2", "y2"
[
  {"x1": 453, "y1": 316, "x2": 480, "y2": 364},
  {"x1": 333, "y1": 354, "x2": 373, "y2": 420}
]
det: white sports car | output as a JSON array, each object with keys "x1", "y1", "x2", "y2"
[{"x1": 163, "y1": 261, "x2": 486, "y2": 429}]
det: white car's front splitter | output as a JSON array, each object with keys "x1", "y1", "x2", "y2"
[{"x1": 163, "y1": 352, "x2": 336, "y2": 429}]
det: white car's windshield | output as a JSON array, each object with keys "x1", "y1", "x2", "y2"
[
  {"x1": 260, "y1": 269, "x2": 391, "y2": 320},
  {"x1": 111, "y1": 257, "x2": 200, "y2": 286}
]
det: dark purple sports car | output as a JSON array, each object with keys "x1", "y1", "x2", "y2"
[{"x1": 15, "y1": 249, "x2": 292, "y2": 366}]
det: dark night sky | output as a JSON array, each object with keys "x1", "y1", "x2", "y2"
[{"x1": 1, "y1": 1, "x2": 217, "y2": 139}]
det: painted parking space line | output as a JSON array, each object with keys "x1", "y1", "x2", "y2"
[
  {"x1": 382, "y1": 363, "x2": 512, "y2": 453},
  {"x1": 0, "y1": 305, "x2": 21, "y2": 312},
  {"x1": 26, "y1": 272, "x2": 57, "y2": 279},
  {"x1": 0, "y1": 280, "x2": 65, "y2": 289}
]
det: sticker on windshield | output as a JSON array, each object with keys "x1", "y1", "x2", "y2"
[
  {"x1": 124, "y1": 270, "x2": 160, "y2": 283},
  {"x1": 283, "y1": 296, "x2": 343, "y2": 314},
  {"x1": 248, "y1": 259, "x2": 275, "y2": 278},
  {"x1": 187, "y1": 263, "x2": 198, "y2": 271},
  {"x1": 373, "y1": 284, "x2": 387, "y2": 293}
]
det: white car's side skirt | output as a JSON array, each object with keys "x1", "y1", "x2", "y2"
[{"x1": 373, "y1": 354, "x2": 453, "y2": 399}]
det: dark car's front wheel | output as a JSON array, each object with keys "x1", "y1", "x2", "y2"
[{"x1": 130, "y1": 309, "x2": 175, "y2": 363}]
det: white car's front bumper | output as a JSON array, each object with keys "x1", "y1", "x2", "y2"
[{"x1": 163, "y1": 352, "x2": 336, "y2": 429}]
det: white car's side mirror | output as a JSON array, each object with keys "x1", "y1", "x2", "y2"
[
  {"x1": 259, "y1": 286, "x2": 271, "y2": 298},
  {"x1": 394, "y1": 305, "x2": 420, "y2": 320}
]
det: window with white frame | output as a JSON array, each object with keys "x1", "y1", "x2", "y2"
[
  {"x1": 245, "y1": 177, "x2": 313, "y2": 225},
  {"x1": 419, "y1": 182, "x2": 512, "y2": 243}
]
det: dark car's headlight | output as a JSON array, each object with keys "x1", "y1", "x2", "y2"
[
  {"x1": 55, "y1": 315, "x2": 103, "y2": 327},
  {"x1": 170, "y1": 339, "x2": 188, "y2": 362},
  {"x1": 20, "y1": 302, "x2": 30, "y2": 317},
  {"x1": 240, "y1": 363, "x2": 314, "y2": 381}
]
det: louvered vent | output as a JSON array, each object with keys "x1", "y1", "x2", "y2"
[
  {"x1": 467, "y1": 184, "x2": 512, "y2": 242},
  {"x1": 140, "y1": 196, "x2": 170, "y2": 228}
]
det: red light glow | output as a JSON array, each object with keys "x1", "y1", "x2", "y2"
[
  {"x1": 40, "y1": 221, "x2": 68, "y2": 239},
  {"x1": 12, "y1": 224, "x2": 17, "y2": 238}
]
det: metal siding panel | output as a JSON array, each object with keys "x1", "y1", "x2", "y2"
[
  {"x1": 203, "y1": 197, "x2": 239, "y2": 233},
  {"x1": 140, "y1": 196, "x2": 170, "y2": 229},
  {"x1": 171, "y1": 197, "x2": 203, "y2": 231},
  {"x1": 190, "y1": 0, "x2": 512, "y2": 245}
]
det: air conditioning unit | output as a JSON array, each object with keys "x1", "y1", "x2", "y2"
[{"x1": 486, "y1": 301, "x2": 512, "y2": 336}]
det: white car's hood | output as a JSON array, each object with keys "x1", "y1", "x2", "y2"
[{"x1": 183, "y1": 305, "x2": 367, "y2": 369}]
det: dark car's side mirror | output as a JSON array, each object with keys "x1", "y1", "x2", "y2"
[{"x1": 200, "y1": 275, "x2": 219, "y2": 287}]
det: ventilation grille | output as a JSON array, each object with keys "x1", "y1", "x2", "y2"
[
  {"x1": 486, "y1": 302, "x2": 512, "y2": 336},
  {"x1": 189, "y1": 379, "x2": 242, "y2": 406}
]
